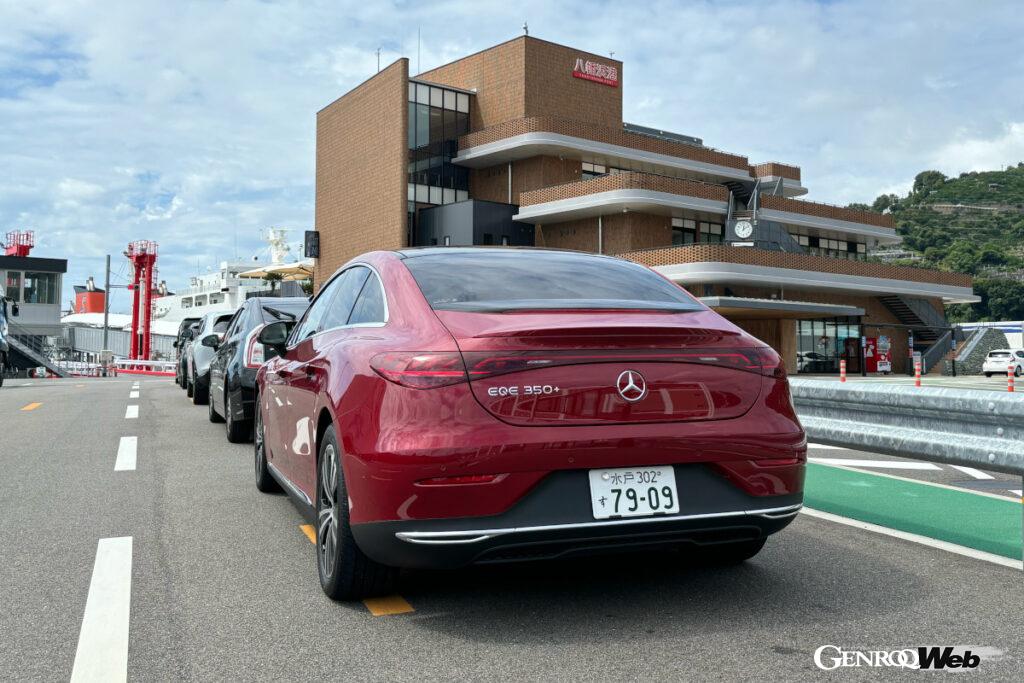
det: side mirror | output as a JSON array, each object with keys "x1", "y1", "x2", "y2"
[
  {"x1": 11, "y1": 303, "x2": 19, "y2": 317},
  {"x1": 257, "y1": 321, "x2": 290, "y2": 355},
  {"x1": 200, "y1": 334, "x2": 220, "y2": 349},
  {"x1": 172, "y1": 340, "x2": 179, "y2": 349}
]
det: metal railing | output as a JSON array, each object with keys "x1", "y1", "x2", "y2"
[
  {"x1": 790, "y1": 379, "x2": 1023, "y2": 475},
  {"x1": 5, "y1": 320, "x2": 70, "y2": 377}
]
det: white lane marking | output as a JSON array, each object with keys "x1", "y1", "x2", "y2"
[
  {"x1": 807, "y1": 443, "x2": 848, "y2": 450},
  {"x1": 801, "y1": 508, "x2": 1022, "y2": 571},
  {"x1": 949, "y1": 465, "x2": 995, "y2": 480},
  {"x1": 125, "y1": 405, "x2": 138, "y2": 419},
  {"x1": 114, "y1": 437, "x2": 137, "y2": 472},
  {"x1": 1011, "y1": 490, "x2": 1022, "y2": 497},
  {"x1": 71, "y1": 537, "x2": 133, "y2": 683},
  {"x1": 128, "y1": 390, "x2": 139, "y2": 399},
  {"x1": 809, "y1": 457, "x2": 941, "y2": 470}
]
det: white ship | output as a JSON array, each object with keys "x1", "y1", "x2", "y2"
[{"x1": 152, "y1": 229, "x2": 302, "y2": 324}]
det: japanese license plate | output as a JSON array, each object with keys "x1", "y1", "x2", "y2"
[{"x1": 588, "y1": 466, "x2": 679, "y2": 519}]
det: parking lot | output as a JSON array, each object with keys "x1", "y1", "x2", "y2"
[{"x1": 2, "y1": 377, "x2": 1022, "y2": 680}]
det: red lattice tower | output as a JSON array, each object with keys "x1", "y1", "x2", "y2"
[
  {"x1": 126, "y1": 240, "x2": 158, "y2": 360},
  {"x1": 4, "y1": 230, "x2": 35, "y2": 257}
]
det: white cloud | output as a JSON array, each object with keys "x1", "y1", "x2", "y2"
[
  {"x1": 929, "y1": 123, "x2": 1024, "y2": 175},
  {"x1": 0, "y1": 0, "x2": 1022, "y2": 309}
]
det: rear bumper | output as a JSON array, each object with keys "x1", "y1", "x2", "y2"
[{"x1": 351, "y1": 466, "x2": 802, "y2": 569}]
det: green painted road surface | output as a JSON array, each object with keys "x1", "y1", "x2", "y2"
[{"x1": 805, "y1": 463, "x2": 1023, "y2": 560}]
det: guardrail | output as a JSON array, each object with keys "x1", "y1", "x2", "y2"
[
  {"x1": 789, "y1": 379, "x2": 1023, "y2": 476},
  {"x1": 114, "y1": 359, "x2": 175, "y2": 376}
]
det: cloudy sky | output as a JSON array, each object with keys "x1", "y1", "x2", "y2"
[{"x1": 2, "y1": 0, "x2": 1023, "y2": 312}]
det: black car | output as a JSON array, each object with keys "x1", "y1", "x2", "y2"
[
  {"x1": 173, "y1": 317, "x2": 201, "y2": 388},
  {"x1": 207, "y1": 296, "x2": 309, "y2": 442}
]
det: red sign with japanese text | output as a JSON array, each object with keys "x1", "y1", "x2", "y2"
[{"x1": 572, "y1": 57, "x2": 619, "y2": 87}]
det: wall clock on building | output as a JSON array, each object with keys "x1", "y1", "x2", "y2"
[{"x1": 734, "y1": 220, "x2": 754, "y2": 239}]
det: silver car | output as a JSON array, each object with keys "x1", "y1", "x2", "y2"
[{"x1": 186, "y1": 311, "x2": 235, "y2": 404}]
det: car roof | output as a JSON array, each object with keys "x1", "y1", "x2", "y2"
[
  {"x1": 248, "y1": 296, "x2": 309, "y2": 305},
  {"x1": 393, "y1": 246, "x2": 620, "y2": 261}
]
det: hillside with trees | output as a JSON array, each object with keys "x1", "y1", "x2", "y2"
[{"x1": 849, "y1": 164, "x2": 1024, "y2": 322}]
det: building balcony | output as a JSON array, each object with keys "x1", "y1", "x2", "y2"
[
  {"x1": 455, "y1": 116, "x2": 758, "y2": 185},
  {"x1": 756, "y1": 194, "x2": 899, "y2": 244},
  {"x1": 513, "y1": 172, "x2": 730, "y2": 224},
  {"x1": 751, "y1": 162, "x2": 807, "y2": 196},
  {"x1": 619, "y1": 244, "x2": 977, "y2": 304}
]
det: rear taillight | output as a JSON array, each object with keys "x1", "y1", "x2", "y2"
[
  {"x1": 245, "y1": 325, "x2": 266, "y2": 368},
  {"x1": 372, "y1": 346, "x2": 785, "y2": 388},
  {"x1": 370, "y1": 352, "x2": 470, "y2": 389},
  {"x1": 461, "y1": 348, "x2": 785, "y2": 379}
]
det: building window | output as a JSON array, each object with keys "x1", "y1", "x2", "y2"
[
  {"x1": 699, "y1": 221, "x2": 723, "y2": 244},
  {"x1": 4, "y1": 271, "x2": 21, "y2": 302},
  {"x1": 789, "y1": 229, "x2": 867, "y2": 260},
  {"x1": 671, "y1": 218, "x2": 696, "y2": 245},
  {"x1": 22, "y1": 272, "x2": 58, "y2": 304},
  {"x1": 582, "y1": 162, "x2": 628, "y2": 180},
  {"x1": 797, "y1": 317, "x2": 862, "y2": 374},
  {"x1": 443, "y1": 236, "x2": 451, "y2": 246},
  {"x1": 501, "y1": 235, "x2": 510, "y2": 246},
  {"x1": 407, "y1": 81, "x2": 470, "y2": 207}
]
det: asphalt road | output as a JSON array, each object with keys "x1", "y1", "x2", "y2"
[{"x1": 1, "y1": 377, "x2": 1022, "y2": 681}]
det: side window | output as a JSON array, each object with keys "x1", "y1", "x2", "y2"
[
  {"x1": 319, "y1": 266, "x2": 370, "y2": 331},
  {"x1": 213, "y1": 316, "x2": 232, "y2": 334},
  {"x1": 224, "y1": 310, "x2": 245, "y2": 339},
  {"x1": 292, "y1": 272, "x2": 350, "y2": 342},
  {"x1": 1017, "y1": 351, "x2": 1024, "y2": 359},
  {"x1": 347, "y1": 273, "x2": 386, "y2": 325}
]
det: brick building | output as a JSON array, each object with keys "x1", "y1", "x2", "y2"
[{"x1": 315, "y1": 35, "x2": 977, "y2": 375}]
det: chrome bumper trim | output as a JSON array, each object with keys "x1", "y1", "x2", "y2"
[{"x1": 395, "y1": 504, "x2": 803, "y2": 545}]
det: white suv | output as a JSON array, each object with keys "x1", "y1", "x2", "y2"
[{"x1": 982, "y1": 349, "x2": 1024, "y2": 377}]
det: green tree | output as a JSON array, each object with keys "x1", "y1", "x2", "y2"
[{"x1": 912, "y1": 170, "x2": 947, "y2": 196}]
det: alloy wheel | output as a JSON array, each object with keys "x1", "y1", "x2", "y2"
[
  {"x1": 254, "y1": 406, "x2": 264, "y2": 476},
  {"x1": 317, "y1": 444, "x2": 339, "y2": 579}
]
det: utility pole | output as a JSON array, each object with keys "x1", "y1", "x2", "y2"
[{"x1": 102, "y1": 254, "x2": 110, "y2": 375}]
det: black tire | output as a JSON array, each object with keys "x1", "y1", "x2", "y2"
[
  {"x1": 695, "y1": 538, "x2": 766, "y2": 565},
  {"x1": 316, "y1": 425, "x2": 397, "y2": 601},
  {"x1": 186, "y1": 368, "x2": 194, "y2": 398},
  {"x1": 1015, "y1": 367, "x2": 1022, "y2": 378},
  {"x1": 224, "y1": 388, "x2": 251, "y2": 443},
  {"x1": 254, "y1": 398, "x2": 279, "y2": 493},
  {"x1": 192, "y1": 372, "x2": 209, "y2": 405},
  {"x1": 985, "y1": 373, "x2": 992, "y2": 378},
  {"x1": 208, "y1": 389, "x2": 224, "y2": 423}
]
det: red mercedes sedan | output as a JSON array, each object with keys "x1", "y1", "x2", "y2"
[{"x1": 254, "y1": 248, "x2": 805, "y2": 600}]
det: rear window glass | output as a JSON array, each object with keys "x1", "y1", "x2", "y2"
[
  {"x1": 261, "y1": 301, "x2": 308, "y2": 321},
  {"x1": 402, "y1": 250, "x2": 701, "y2": 313},
  {"x1": 989, "y1": 351, "x2": 1011, "y2": 357}
]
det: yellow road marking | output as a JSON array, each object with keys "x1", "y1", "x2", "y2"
[
  {"x1": 298, "y1": 524, "x2": 414, "y2": 615},
  {"x1": 363, "y1": 595, "x2": 415, "y2": 616},
  {"x1": 20, "y1": 402, "x2": 42, "y2": 411}
]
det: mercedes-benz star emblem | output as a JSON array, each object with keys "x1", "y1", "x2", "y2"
[{"x1": 616, "y1": 370, "x2": 647, "y2": 403}]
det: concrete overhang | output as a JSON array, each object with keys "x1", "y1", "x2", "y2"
[
  {"x1": 700, "y1": 296, "x2": 865, "y2": 319},
  {"x1": 455, "y1": 132, "x2": 753, "y2": 183},
  {"x1": 755, "y1": 176, "x2": 808, "y2": 197},
  {"x1": 514, "y1": 189, "x2": 729, "y2": 224},
  {"x1": 757, "y1": 208, "x2": 901, "y2": 245},
  {"x1": 656, "y1": 261, "x2": 980, "y2": 305}
]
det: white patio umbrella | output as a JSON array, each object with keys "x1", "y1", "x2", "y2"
[{"x1": 238, "y1": 261, "x2": 314, "y2": 281}]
